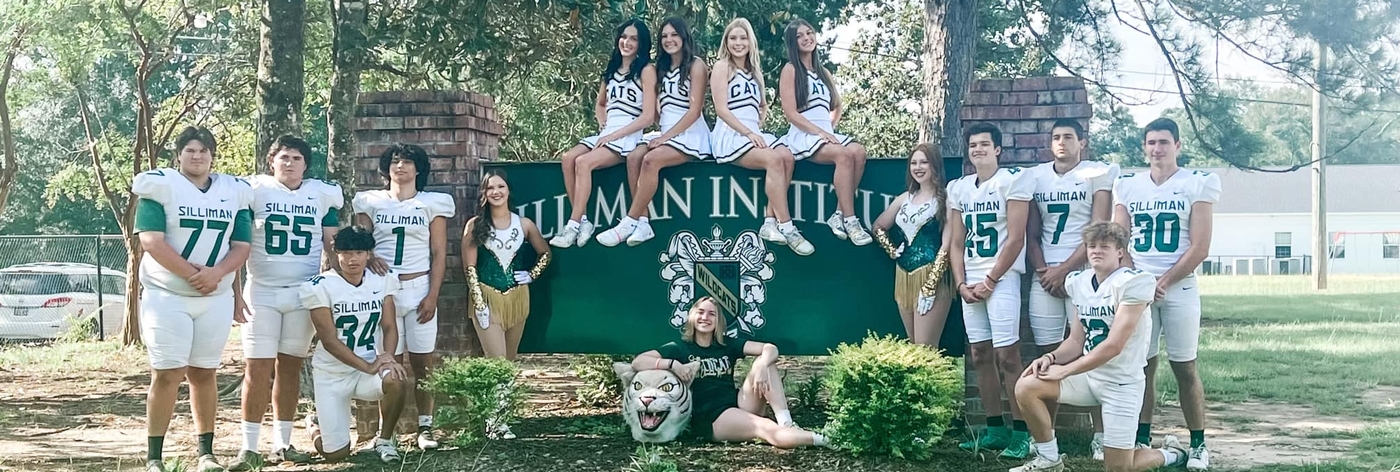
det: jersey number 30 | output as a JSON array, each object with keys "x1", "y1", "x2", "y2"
[{"x1": 1131, "y1": 213, "x2": 1181, "y2": 253}]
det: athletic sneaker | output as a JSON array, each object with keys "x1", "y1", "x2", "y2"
[
  {"x1": 759, "y1": 220, "x2": 784, "y2": 244},
  {"x1": 625, "y1": 219, "x2": 655, "y2": 246},
  {"x1": 574, "y1": 219, "x2": 596, "y2": 247},
  {"x1": 487, "y1": 421, "x2": 517, "y2": 440},
  {"x1": 998, "y1": 431, "x2": 1033, "y2": 459},
  {"x1": 373, "y1": 437, "x2": 400, "y2": 464},
  {"x1": 825, "y1": 213, "x2": 850, "y2": 239},
  {"x1": 226, "y1": 450, "x2": 262, "y2": 471},
  {"x1": 195, "y1": 454, "x2": 226, "y2": 472},
  {"x1": 1187, "y1": 443, "x2": 1210, "y2": 471},
  {"x1": 781, "y1": 226, "x2": 815, "y2": 256},
  {"x1": 844, "y1": 218, "x2": 873, "y2": 246},
  {"x1": 549, "y1": 224, "x2": 580, "y2": 248},
  {"x1": 268, "y1": 445, "x2": 312, "y2": 464},
  {"x1": 145, "y1": 460, "x2": 166, "y2": 472},
  {"x1": 1091, "y1": 436, "x2": 1104, "y2": 461},
  {"x1": 959, "y1": 427, "x2": 1011, "y2": 452},
  {"x1": 1162, "y1": 435, "x2": 1189, "y2": 467},
  {"x1": 417, "y1": 426, "x2": 440, "y2": 450},
  {"x1": 595, "y1": 221, "x2": 636, "y2": 247},
  {"x1": 1009, "y1": 454, "x2": 1064, "y2": 472}
]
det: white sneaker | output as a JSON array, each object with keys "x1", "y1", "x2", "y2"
[
  {"x1": 595, "y1": 221, "x2": 636, "y2": 247},
  {"x1": 626, "y1": 219, "x2": 655, "y2": 246},
  {"x1": 416, "y1": 426, "x2": 440, "y2": 450},
  {"x1": 759, "y1": 220, "x2": 784, "y2": 244},
  {"x1": 1162, "y1": 435, "x2": 1188, "y2": 467},
  {"x1": 844, "y1": 218, "x2": 873, "y2": 246},
  {"x1": 486, "y1": 422, "x2": 516, "y2": 440},
  {"x1": 373, "y1": 437, "x2": 400, "y2": 464},
  {"x1": 575, "y1": 219, "x2": 596, "y2": 247},
  {"x1": 1187, "y1": 443, "x2": 1210, "y2": 471},
  {"x1": 549, "y1": 224, "x2": 579, "y2": 248},
  {"x1": 1009, "y1": 454, "x2": 1064, "y2": 472},
  {"x1": 825, "y1": 213, "x2": 849, "y2": 239},
  {"x1": 781, "y1": 226, "x2": 815, "y2": 256},
  {"x1": 1091, "y1": 436, "x2": 1104, "y2": 461}
]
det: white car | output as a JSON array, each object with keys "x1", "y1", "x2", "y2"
[{"x1": 0, "y1": 263, "x2": 127, "y2": 340}]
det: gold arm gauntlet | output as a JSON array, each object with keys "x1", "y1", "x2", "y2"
[
  {"x1": 919, "y1": 249, "x2": 950, "y2": 299},
  {"x1": 528, "y1": 251, "x2": 551, "y2": 280},
  {"x1": 873, "y1": 228, "x2": 900, "y2": 260},
  {"x1": 465, "y1": 265, "x2": 485, "y2": 306}
]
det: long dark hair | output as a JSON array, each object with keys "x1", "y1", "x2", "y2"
[
  {"x1": 907, "y1": 143, "x2": 948, "y2": 223},
  {"x1": 469, "y1": 170, "x2": 509, "y2": 247},
  {"x1": 602, "y1": 18, "x2": 652, "y2": 84},
  {"x1": 654, "y1": 17, "x2": 698, "y2": 91},
  {"x1": 783, "y1": 19, "x2": 839, "y2": 111}
]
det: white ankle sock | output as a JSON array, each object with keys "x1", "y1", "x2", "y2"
[
  {"x1": 1036, "y1": 438, "x2": 1059, "y2": 461},
  {"x1": 580, "y1": 215, "x2": 590, "y2": 224},
  {"x1": 619, "y1": 216, "x2": 637, "y2": 228},
  {"x1": 418, "y1": 415, "x2": 433, "y2": 428},
  {"x1": 1160, "y1": 448, "x2": 1180, "y2": 464},
  {"x1": 811, "y1": 432, "x2": 828, "y2": 447},
  {"x1": 242, "y1": 421, "x2": 261, "y2": 452},
  {"x1": 775, "y1": 409, "x2": 793, "y2": 426},
  {"x1": 273, "y1": 421, "x2": 293, "y2": 450},
  {"x1": 779, "y1": 221, "x2": 796, "y2": 232},
  {"x1": 765, "y1": 217, "x2": 777, "y2": 225},
  {"x1": 844, "y1": 215, "x2": 859, "y2": 225},
  {"x1": 638, "y1": 216, "x2": 649, "y2": 224},
  {"x1": 565, "y1": 219, "x2": 580, "y2": 230}
]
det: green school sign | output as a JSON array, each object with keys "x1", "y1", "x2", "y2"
[{"x1": 493, "y1": 159, "x2": 967, "y2": 356}]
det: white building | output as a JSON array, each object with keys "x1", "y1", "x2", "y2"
[{"x1": 1123, "y1": 164, "x2": 1400, "y2": 275}]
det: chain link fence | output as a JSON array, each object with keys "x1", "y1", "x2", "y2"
[{"x1": 0, "y1": 235, "x2": 130, "y2": 342}]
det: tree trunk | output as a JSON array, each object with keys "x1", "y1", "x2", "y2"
[
  {"x1": 121, "y1": 234, "x2": 145, "y2": 345},
  {"x1": 920, "y1": 0, "x2": 978, "y2": 161},
  {"x1": 0, "y1": 28, "x2": 23, "y2": 219},
  {"x1": 327, "y1": 0, "x2": 368, "y2": 186},
  {"x1": 256, "y1": 0, "x2": 307, "y2": 169}
]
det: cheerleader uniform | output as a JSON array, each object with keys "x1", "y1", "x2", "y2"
[
  {"x1": 711, "y1": 69, "x2": 781, "y2": 164},
  {"x1": 579, "y1": 70, "x2": 646, "y2": 155},
  {"x1": 642, "y1": 66, "x2": 712, "y2": 159},
  {"x1": 467, "y1": 214, "x2": 550, "y2": 331},
  {"x1": 877, "y1": 196, "x2": 948, "y2": 314},
  {"x1": 779, "y1": 69, "x2": 853, "y2": 161}
]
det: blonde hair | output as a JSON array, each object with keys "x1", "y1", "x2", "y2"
[
  {"x1": 680, "y1": 296, "x2": 727, "y2": 346},
  {"x1": 717, "y1": 18, "x2": 765, "y2": 108},
  {"x1": 1083, "y1": 221, "x2": 1131, "y2": 250}
]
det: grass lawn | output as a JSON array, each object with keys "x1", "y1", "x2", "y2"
[{"x1": 0, "y1": 275, "x2": 1397, "y2": 471}]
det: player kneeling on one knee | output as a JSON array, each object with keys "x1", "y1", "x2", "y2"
[
  {"x1": 300, "y1": 226, "x2": 409, "y2": 464},
  {"x1": 1009, "y1": 222, "x2": 1189, "y2": 472}
]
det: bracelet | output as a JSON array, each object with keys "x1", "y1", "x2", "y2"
[
  {"x1": 1045, "y1": 353, "x2": 1057, "y2": 364},
  {"x1": 668, "y1": 359, "x2": 675, "y2": 369},
  {"x1": 654, "y1": 358, "x2": 662, "y2": 370}
]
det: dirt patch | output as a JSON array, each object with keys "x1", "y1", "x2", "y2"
[
  {"x1": 1151, "y1": 401, "x2": 1361, "y2": 469},
  {"x1": 1362, "y1": 385, "x2": 1400, "y2": 411}
]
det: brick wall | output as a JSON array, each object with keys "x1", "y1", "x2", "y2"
[
  {"x1": 957, "y1": 77, "x2": 1097, "y2": 433},
  {"x1": 350, "y1": 89, "x2": 504, "y2": 441}
]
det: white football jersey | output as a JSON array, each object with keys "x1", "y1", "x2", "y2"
[
  {"x1": 299, "y1": 269, "x2": 400, "y2": 373},
  {"x1": 1066, "y1": 267, "x2": 1156, "y2": 382},
  {"x1": 947, "y1": 167, "x2": 1034, "y2": 282},
  {"x1": 246, "y1": 175, "x2": 344, "y2": 287},
  {"x1": 1112, "y1": 169, "x2": 1222, "y2": 277},
  {"x1": 1027, "y1": 160, "x2": 1119, "y2": 266},
  {"x1": 352, "y1": 190, "x2": 455, "y2": 274},
  {"x1": 133, "y1": 168, "x2": 254, "y2": 297}
]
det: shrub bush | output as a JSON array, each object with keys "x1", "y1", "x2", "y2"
[
  {"x1": 425, "y1": 356, "x2": 525, "y2": 442},
  {"x1": 822, "y1": 332, "x2": 962, "y2": 460},
  {"x1": 570, "y1": 354, "x2": 632, "y2": 407}
]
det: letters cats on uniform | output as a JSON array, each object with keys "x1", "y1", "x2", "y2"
[{"x1": 614, "y1": 362, "x2": 699, "y2": 443}]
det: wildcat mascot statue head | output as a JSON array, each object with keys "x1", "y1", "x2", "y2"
[{"x1": 613, "y1": 362, "x2": 697, "y2": 443}]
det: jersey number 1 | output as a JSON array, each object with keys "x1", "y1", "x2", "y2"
[{"x1": 390, "y1": 227, "x2": 406, "y2": 265}]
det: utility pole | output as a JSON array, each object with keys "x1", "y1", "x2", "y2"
[{"x1": 1311, "y1": 40, "x2": 1328, "y2": 290}]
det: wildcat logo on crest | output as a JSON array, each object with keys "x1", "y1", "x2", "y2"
[{"x1": 658, "y1": 224, "x2": 774, "y2": 337}]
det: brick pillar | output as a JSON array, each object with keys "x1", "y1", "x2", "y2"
[
  {"x1": 348, "y1": 89, "x2": 503, "y2": 442},
  {"x1": 957, "y1": 76, "x2": 1096, "y2": 434}
]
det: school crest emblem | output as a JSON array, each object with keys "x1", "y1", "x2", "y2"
[{"x1": 658, "y1": 224, "x2": 774, "y2": 337}]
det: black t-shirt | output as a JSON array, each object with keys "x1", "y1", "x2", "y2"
[{"x1": 656, "y1": 339, "x2": 748, "y2": 406}]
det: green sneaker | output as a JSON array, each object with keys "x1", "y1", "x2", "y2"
[
  {"x1": 959, "y1": 425, "x2": 1011, "y2": 452},
  {"x1": 998, "y1": 431, "x2": 1033, "y2": 459}
]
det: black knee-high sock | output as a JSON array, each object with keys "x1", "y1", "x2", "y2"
[
  {"x1": 987, "y1": 416, "x2": 1006, "y2": 428},
  {"x1": 1012, "y1": 420, "x2": 1028, "y2": 433}
]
